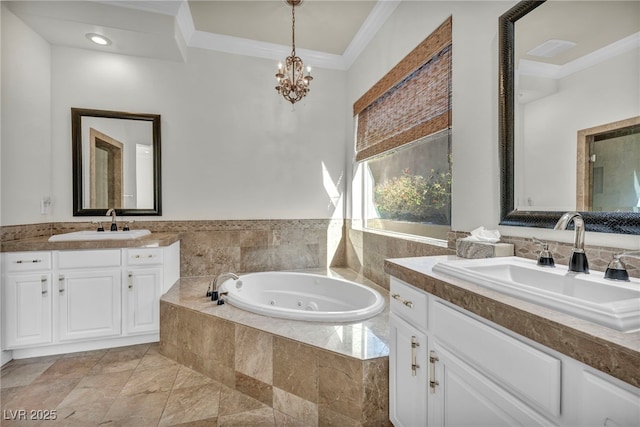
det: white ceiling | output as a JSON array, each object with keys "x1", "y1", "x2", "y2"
[{"x1": 5, "y1": 0, "x2": 400, "y2": 70}]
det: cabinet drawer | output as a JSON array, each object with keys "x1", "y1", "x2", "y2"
[
  {"x1": 432, "y1": 300, "x2": 561, "y2": 417},
  {"x1": 57, "y1": 250, "x2": 121, "y2": 269},
  {"x1": 126, "y1": 248, "x2": 163, "y2": 265},
  {"x1": 390, "y1": 277, "x2": 428, "y2": 331},
  {"x1": 5, "y1": 252, "x2": 52, "y2": 272}
]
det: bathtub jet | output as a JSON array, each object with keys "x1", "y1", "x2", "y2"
[{"x1": 216, "y1": 271, "x2": 385, "y2": 322}]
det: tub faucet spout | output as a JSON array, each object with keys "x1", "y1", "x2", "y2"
[
  {"x1": 554, "y1": 212, "x2": 589, "y2": 274},
  {"x1": 207, "y1": 272, "x2": 239, "y2": 302}
]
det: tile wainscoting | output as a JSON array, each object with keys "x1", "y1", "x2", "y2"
[{"x1": 1, "y1": 219, "x2": 637, "y2": 281}]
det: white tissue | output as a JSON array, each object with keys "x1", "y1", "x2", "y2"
[{"x1": 465, "y1": 226, "x2": 501, "y2": 243}]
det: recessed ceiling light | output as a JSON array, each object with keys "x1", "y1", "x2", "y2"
[
  {"x1": 527, "y1": 39, "x2": 576, "y2": 58},
  {"x1": 86, "y1": 33, "x2": 111, "y2": 46}
]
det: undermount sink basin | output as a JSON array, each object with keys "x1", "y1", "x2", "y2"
[
  {"x1": 48, "y1": 229, "x2": 151, "y2": 242},
  {"x1": 433, "y1": 256, "x2": 640, "y2": 332}
]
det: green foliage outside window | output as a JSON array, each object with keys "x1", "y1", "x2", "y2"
[{"x1": 373, "y1": 168, "x2": 451, "y2": 224}]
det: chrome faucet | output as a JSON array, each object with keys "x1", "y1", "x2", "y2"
[
  {"x1": 206, "y1": 272, "x2": 239, "y2": 303},
  {"x1": 554, "y1": 212, "x2": 588, "y2": 273},
  {"x1": 106, "y1": 208, "x2": 118, "y2": 231},
  {"x1": 604, "y1": 251, "x2": 640, "y2": 281}
]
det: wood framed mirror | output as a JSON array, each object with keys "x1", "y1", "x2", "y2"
[{"x1": 72, "y1": 108, "x2": 162, "y2": 216}]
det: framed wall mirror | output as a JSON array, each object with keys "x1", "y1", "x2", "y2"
[
  {"x1": 498, "y1": 0, "x2": 640, "y2": 234},
  {"x1": 72, "y1": 108, "x2": 162, "y2": 216}
]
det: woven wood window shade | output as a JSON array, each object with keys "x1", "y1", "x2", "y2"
[{"x1": 354, "y1": 17, "x2": 452, "y2": 162}]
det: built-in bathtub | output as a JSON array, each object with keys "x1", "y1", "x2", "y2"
[
  {"x1": 159, "y1": 268, "x2": 389, "y2": 426},
  {"x1": 218, "y1": 271, "x2": 386, "y2": 322}
]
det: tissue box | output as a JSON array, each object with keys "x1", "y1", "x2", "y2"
[{"x1": 456, "y1": 238, "x2": 514, "y2": 259}]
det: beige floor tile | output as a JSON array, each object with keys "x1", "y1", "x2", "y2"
[
  {"x1": 218, "y1": 385, "x2": 268, "y2": 417},
  {"x1": 172, "y1": 366, "x2": 213, "y2": 390},
  {"x1": 48, "y1": 401, "x2": 113, "y2": 426},
  {"x1": 158, "y1": 382, "x2": 222, "y2": 426},
  {"x1": 217, "y1": 406, "x2": 276, "y2": 427},
  {"x1": 1, "y1": 361, "x2": 56, "y2": 389},
  {"x1": 138, "y1": 351, "x2": 181, "y2": 371},
  {"x1": 100, "y1": 390, "x2": 170, "y2": 427},
  {"x1": 57, "y1": 370, "x2": 133, "y2": 408},
  {"x1": 120, "y1": 365, "x2": 180, "y2": 396},
  {"x1": 33, "y1": 353, "x2": 103, "y2": 384},
  {"x1": 4, "y1": 378, "x2": 80, "y2": 412},
  {"x1": 88, "y1": 347, "x2": 146, "y2": 375}
]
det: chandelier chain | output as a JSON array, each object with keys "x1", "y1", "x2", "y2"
[{"x1": 291, "y1": 1, "x2": 296, "y2": 56}]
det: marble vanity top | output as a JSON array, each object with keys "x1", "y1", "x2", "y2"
[
  {"x1": 385, "y1": 255, "x2": 640, "y2": 388},
  {"x1": 1, "y1": 232, "x2": 180, "y2": 252}
]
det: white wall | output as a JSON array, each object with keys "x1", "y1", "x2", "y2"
[
  {"x1": 1, "y1": 5, "x2": 349, "y2": 224},
  {"x1": 1, "y1": 5, "x2": 52, "y2": 225},
  {"x1": 346, "y1": 0, "x2": 639, "y2": 250}
]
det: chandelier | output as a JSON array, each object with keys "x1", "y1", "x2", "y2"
[{"x1": 275, "y1": 0, "x2": 313, "y2": 104}]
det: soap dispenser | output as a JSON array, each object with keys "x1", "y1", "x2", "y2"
[{"x1": 533, "y1": 238, "x2": 555, "y2": 267}]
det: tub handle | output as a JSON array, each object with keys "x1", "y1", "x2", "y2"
[{"x1": 391, "y1": 293, "x2": 413, "y2": 308}]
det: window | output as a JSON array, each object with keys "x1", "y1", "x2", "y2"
[
  {"x1": 363, "y1": 130, "x2": 451, "y2": 240},
  {"x1": 353, "y1": 17, "x2": 452, "y2": 242}
]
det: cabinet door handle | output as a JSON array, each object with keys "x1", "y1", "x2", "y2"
[
  {"x1": 128, "y1": 272, "x2": 133, "y2": 289},
  {"x1": 411, "y1": 336, "x2": 420, "y2": 376},
  {"x1": 429, "y1": 350, "x2": 439, "y2": 393},
  {"x1": 58, "y1": 275, "x2": 65, "y2": 293},
  {"x1": 41, "y1": 276, "x2": 48, "y2": 295},
  {"x1": 16, "y1": 259, "x2": 42, "y2": 264},
  {"x1": 391, "y1": 293, "x2": 414, "y2": 308}
]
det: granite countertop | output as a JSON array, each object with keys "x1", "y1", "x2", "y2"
[
  {"x1": 385, "y1": 255, "x2": 640, "y2": 388},
  {"x1": 1, "y1": 232, "x2": 180, "y2": 252}
]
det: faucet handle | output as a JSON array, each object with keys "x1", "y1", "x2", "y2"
[
  {"x1": 605, "y1": 251, "x2": 640, "y2": 282},
  {"x1": 91, "y1": 220, "x2": 105, "y2": 232},
  {"x1": 605, "y1": 254, "x2": 630, "y2": 282},
  {"x1": 533, "y1": 237, "x2": 555, "y2": 267}
]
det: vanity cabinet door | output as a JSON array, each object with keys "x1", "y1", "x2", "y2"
[
  {"x1": 57, "y1": 270, "x2": 121, "y2": 341},
  {"x1": 389, "y1": 313, "x2": 428, "y2": 427},
  {"x1": 125, "y1": 268, "x2": 162, "y2": 335},
  {"x1": 581, "y1": 370, "x2": 640, "y2": 427},
  {"x1": 430, "y1": 343, "x2": 553, "y2": 427},
  {"x1": 4, "y1": 273, "x2": 52, "y2": 348}
]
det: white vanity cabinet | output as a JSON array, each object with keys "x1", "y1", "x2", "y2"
[
  {"x1": 124, "y1": 248, "x2": 164, "y2": 335},
  {"x1": 56, "y1": 250, "x2": 122, "y2": 342},
  {"x1": 388, "y1": 275, "x2": 640, "y2": 427},
  {"x1": 3, "y1": 252, "x2": 53, "y2": 348},
  {"x1": 1, "y1": 241, "x2": 180, "y2": 358},
  {"x1": 389, "y1": 278, "x2": 429, "y2": 427}
]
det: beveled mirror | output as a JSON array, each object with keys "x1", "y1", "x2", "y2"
[
  {"x1": 72, "y1": 108, "x2": 162, "y2": 216},
  {"x1": 498, "y1": 0, "x2": 640, "y2": 234}
]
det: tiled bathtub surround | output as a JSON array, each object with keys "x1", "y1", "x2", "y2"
[{"x1": 159, "y1": 269, "x2": 390, "y2": 427}]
